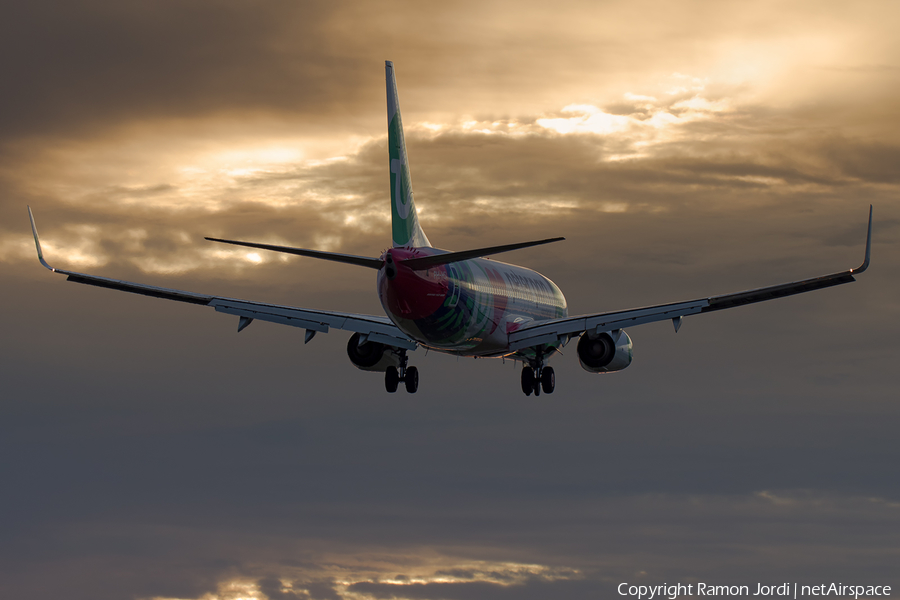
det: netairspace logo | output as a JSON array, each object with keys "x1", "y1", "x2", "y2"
[{"x1": 617, "y1": 582, "x2": 892, "y2": 599}]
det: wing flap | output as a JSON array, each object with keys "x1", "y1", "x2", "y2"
[
  {"x1": 509, "y1": 206, "x2": 872, "y2": 351},
  {"x1": 704, "y1": 271, "x2": 855, "y2": 312},
  {"x1": 64, "y1": 272, "x2": 214, "y2": 305},
  {"x1": 209, "y1": 299, "x2": 417, "y2": 349},
  {"x1": 28, "y1": 208, "x2": 416, "y2": 350},
  {"x1": 508, "y1": 272, "x2": 857, "y2": 352},
  {"x1": 509, "y1": 299, "x2": 708, "y2": 351}
]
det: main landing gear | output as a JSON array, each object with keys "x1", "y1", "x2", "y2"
[
  {"x1": 520, "y1": 350, "x2": 555, "y2": 396},
  {"x1": 385, "y1": 349, "x2": 418, "y2": 394}
]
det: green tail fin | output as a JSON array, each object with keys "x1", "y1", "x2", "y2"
[{"x1": 386, "y1": 61, "x2": 431, "y2": 248}]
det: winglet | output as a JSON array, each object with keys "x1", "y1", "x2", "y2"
[
  {"x1": 27, "y1": 206, "x2": 55, "y2": 271},
  {"x1": 851, "y1": 205, "x2": 873, "y2": 274}
]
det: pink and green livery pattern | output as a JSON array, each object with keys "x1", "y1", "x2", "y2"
[{"x1": 379, "y1": 61, "x2": 567, "y2": 359}]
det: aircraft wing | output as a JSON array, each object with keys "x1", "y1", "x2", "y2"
[
  {"x1": 508, "y1": 206, "x2": 873, "y2": 352},
  {"x1": 27, "y1": 208, "x2": 416, "y2": 351}
]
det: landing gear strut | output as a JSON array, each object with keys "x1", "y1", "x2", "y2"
[
  {"x1": 385, "y1": 349, "x2": 418, "y2": 394},
  {"x1": 521, "y1": 350, "x2": 555, "y2": 396}
]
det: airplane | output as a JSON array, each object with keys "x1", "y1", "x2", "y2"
[{"x1": 28, "y1": 61, "x2": 873, "y2": 396}]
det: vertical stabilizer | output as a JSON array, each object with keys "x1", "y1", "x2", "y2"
[{"x1": 386, "y1": 61, "x2": 431, "y2": 248}]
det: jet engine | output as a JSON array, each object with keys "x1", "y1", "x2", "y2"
[
  {"x1": 576, "y1": 329, "x2": 633, "y2": 373},
  {"x1": 346, "y1": 332, "x2": 402, "y2": 372}
]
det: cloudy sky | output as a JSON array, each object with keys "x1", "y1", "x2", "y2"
[{"x1": 2, "y1": 1, "x2": 899, "y2": 599}]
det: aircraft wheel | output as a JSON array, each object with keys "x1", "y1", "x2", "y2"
[
  {"x1": 405, "y1": 366, "x2": 419, "y2": 394},
  {"x1": 533, "y1": 375, "x2": 541, "y2": 397},
  {"x1": 521, "y1": 367, "x2": 535, "y2": 396},
  {"x1": 385, "y1": 366, "x2": 399, "y2": 393},
  {"x1": 541, "y1": 366, "x2": 555, "y2": 394}
]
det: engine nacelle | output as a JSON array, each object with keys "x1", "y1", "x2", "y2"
[
  {"x1": 576, "y1": 329, "x2": 633, "y2": 373},
  {"x1": 346, "y1": 332, "x2": 402, "y2": 372}
]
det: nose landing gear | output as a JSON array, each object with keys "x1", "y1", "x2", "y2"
[{"x1": 385, "y1": 349, "x2": 419, "y2": 394}]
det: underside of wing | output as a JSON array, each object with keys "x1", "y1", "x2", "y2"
[
  {"x1": 27, "y1": 208, "x2": 416, "y2": 351},
  {"x1": 509, "y1": 206, "x2": 873, "y2": 351},
  {"x1": 208, "y1": 298, "x2": 415, "y2": 349}
]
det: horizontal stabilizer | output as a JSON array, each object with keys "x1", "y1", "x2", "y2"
[
  {"x1": 204, "y1": 237, "x2": 383, "y2": 269},
  {"x1": 401, "y1": 237, "x2": 565, "y2": 270}
]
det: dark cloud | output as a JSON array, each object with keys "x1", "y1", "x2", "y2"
[
  {"x1": 0, "y1": 0, "x2": 622, "y2": 140},
  {"x1": 258, "y1": 576, "x2": 315, "y2": 599},
  {"x1": 348, "y1": 577, "x2": 602, "y2": 600},
  {"x1": 7, "y1": 124, "x2": 892, "y2": 290},
  {"x1": 0, "y1": 1, "x2": 371, "y2": 138},
  {"x1": 4, "y1": 0, "x2": 893, "y2": 143}
]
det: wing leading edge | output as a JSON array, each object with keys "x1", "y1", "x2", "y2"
[
  {"x1": 508, "y1": 206, "x2": 873, "y2": 352},
  {"x1": 27, "y1": 208, "x2": 417, "y2": 351}
]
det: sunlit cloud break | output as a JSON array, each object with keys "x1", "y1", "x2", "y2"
[
  {"x1": 0, "y1": 73, "x2": 839, "y2": 276},
  {"x1": 142, "y1": 558, "x2": 581, "y2": 600}
]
